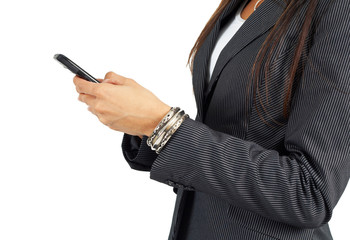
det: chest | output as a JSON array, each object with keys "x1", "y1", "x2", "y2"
[{"x1": 203, "y1": 28, "x2": 310, "y2": 150}]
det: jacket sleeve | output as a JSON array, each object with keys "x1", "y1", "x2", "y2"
[
  {"x1": 149, "y1": 0, "x2": 350, "y2": 229},
  {"x1": 121, "y1": 134, "x2": 158, "y2": 171}
]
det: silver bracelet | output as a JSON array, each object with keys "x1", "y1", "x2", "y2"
[
  {"x1": 147, "y1": 107, "x2": 180, "y2": 147},
  {"x1": 151, "y1": 110, "x2": 184, "y2": 150},
  {"x1": 147, "y1": 107, "x2": 189, "y2": 154},
  {"x1": 155, "y1": 112, "x2": 189, "y2": 154}
]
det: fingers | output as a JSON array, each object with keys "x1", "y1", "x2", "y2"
[
  {"x1": 87, "y1": 106, "x2": 98, "y2": 116},
  {"x1": 78, "y1": 93, "x2": 96, "y2": 106},
  {"x1": 73, "y1": 76, "x2": 99, "y2": 96}
]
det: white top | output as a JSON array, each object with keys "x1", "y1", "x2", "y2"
[{"x1": 208, "y1": 0, "x2": 248, "y2": 81}]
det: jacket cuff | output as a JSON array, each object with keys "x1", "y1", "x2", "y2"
[
  {"x1": 121, "y1": 134, "x2": 158, "y2": 171},
  {"x1": 149, "y1": 118, "x2": 195, "y2": 191}
]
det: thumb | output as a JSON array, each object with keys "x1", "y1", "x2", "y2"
[
  {"x1": 102, "y1": 71, "x2": 129, "y2": 85},
  {"x1": 102, "y1": 78, "x2": 126, "y2": 85}
]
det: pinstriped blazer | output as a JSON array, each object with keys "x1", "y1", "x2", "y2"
[{"x1": 121, "y1": 0, "x2": 350, "y2": 239}]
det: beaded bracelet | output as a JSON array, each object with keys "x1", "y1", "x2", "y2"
[{"x1": 147, "y1": 107, "x2": 189, "y2": 154}]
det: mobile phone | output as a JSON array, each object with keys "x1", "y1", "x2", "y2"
[{"x1": 54, "y1": 54, "x2": 100, "y2": 83}]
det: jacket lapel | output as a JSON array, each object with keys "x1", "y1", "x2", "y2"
[
  {"x1": 192, "y1": 0, "x2": 242, "y2": 122},
  {"x1": 193, "y1": 0, "x2": 287, "y2": 122}
]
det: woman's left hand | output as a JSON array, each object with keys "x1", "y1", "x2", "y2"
[{"x1": 73, "y1": 71, "x2": 171, "y2": 137}]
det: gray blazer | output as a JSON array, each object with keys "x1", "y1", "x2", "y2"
[{"x1": 121, "y1": 0, "x2": 350, "y2": 239}]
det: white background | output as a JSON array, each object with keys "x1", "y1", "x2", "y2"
[{"x1": 0, "y1": 0, "x2": 349, "y2": 239}]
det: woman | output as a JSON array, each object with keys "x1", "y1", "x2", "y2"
[{"x1": 73, "y1": 0, "x2": 349, "y2": 239}]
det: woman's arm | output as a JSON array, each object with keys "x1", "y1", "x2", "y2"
[
  {"x1": 72, "y1": 0, "x2": 349, "y2": 228},
  {"x1": 150, "y1": 0, "x2": 350, "y2": 229}
]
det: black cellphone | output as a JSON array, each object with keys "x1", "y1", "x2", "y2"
[{"x1": 54, "y1": 54, "x2": 100, "y2": 83}]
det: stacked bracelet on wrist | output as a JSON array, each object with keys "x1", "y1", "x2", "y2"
[{"x1": 147, "y1": 107, "x2": 189, "y2": 154}]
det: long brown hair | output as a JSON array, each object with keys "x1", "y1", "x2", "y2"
[{"x1": 188, "y1": 0, "x2": 320, "y2": 126}]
